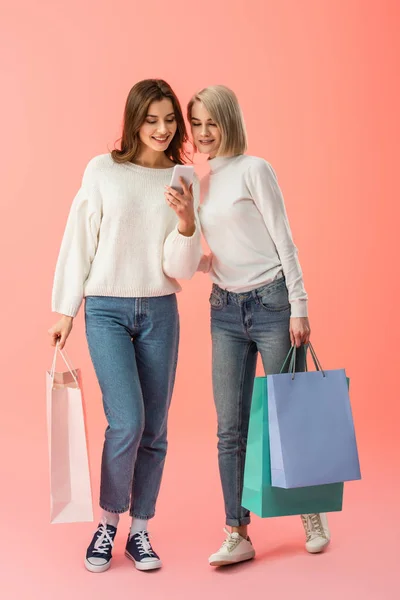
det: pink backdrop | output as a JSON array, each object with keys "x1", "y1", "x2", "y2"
[{"x1": 1, "y1": 1, "x2": 399, "y2": 598}]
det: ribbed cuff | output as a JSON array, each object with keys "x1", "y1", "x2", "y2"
[
  {"x1": 52, "y1": 300, "x2": 82, "y2": 318},
  {"x1": 290, "y1": 300, "x2": 308, "y2": 318},
  {"x1": 171, "y1": 222, "x2": 200, "y2": 246}
]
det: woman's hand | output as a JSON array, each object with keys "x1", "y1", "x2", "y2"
[
  {"x1": 289, "y1": 317, "x2": 311, "y2": 348},
  {"x1": 197, "y1": 253, "x2": 213, "y2": 273},
  {"x1": 48, "y1": 315, "x2": 73, "y2": 349},
  {"x1": 164, "y1": 178, "x2": 196, "y2": 237}
]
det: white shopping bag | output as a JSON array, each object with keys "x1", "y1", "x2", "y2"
[{"x1": 46, "y1": 343, "x2": 93, "y2": 523}]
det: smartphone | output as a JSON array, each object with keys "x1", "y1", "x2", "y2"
[{"x1": 169, "y1": 165, "x2": 194, "y2": 194}]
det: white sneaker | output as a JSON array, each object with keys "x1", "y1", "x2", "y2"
[
  {"x1": 208, "y1": 528, "x2": 256, "y2": 567},
  {"x1": 301, "y1": 513, "x2": 331, "y2": 553}
]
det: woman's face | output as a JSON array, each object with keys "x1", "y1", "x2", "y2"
[
  {"x1": 190, "y1": 101, "x2": 221, "y2": 158},
  {"x1": 139, "y1": 98, "x2": 178, "y2": 153}
]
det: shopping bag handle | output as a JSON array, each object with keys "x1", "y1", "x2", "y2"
[
  {"x1": 306, "y1": 342, "x2": 325, "y2": 375},
  {"x1": 49, "y1": 341, "x2": 79, "y2": 387},
  {"x1": 280, "y1": 345, "x2": 296, "y2": 373},
  {"x1": 280, "y1": 345, "x2": 304, "y2": 374},
  {"x1": 280, "y1": 343, "x2": 325, "y2": 380}
]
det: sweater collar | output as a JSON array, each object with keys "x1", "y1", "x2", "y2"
[{"x1": 208, "y1": 155, "x2": 240, "y2": 174}]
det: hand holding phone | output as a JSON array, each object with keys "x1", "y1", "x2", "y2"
[
  {"x1": 169, "y1": 165, "x2": 194, "y2": 194},
  {"x1": 165, "y1": 165, "x2": 196, "y2": 237}
]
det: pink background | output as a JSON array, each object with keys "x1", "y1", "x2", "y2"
[{"x1": 1, "y1": 1, "x2": 399, "y2": 598}]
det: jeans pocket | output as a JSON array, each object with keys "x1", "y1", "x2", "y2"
[
  {"x1": 209, "y1": 292, "x2": 224, "y2": 311},
  {"x1": 259, "y1": 282, "x2": 290, "y2": 312}
]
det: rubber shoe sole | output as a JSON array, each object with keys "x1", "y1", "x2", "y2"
[
  {"x1": 125, "y1": 550, "x2": 162, "y2": 571},
  {"x1": 306, "y1": 538, "x2": 330, "y2": 554},
  {"x1": 209, "y1": 549, "x2": 255, "y2": 567},
  {"x1": 84, "y1": 558, "x2": 111, "y2": 573}
]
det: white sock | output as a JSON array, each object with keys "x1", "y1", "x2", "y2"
[
  {"x1": 101, "y1": 510, "x2": 120, "y2": 528},
  {"x1": 130, "y1": 518, "x2": 148, "y2": 538}
]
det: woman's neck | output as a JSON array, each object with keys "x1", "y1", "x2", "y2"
[
  {"x1": 133, "y1": 147, "x2": 174, "y2": 169},
  {"x1": 208, "y1": 152, "x2": 234, "y2": 160}
]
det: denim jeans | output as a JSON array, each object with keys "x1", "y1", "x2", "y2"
[
  {"x1": 210, "y1": 277, "x2": 305, "y2": 526},
  {"x1": 85, "y1": 294, "x2": 179, "y2": 519}
]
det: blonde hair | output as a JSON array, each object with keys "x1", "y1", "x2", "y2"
[{"x1": 187, "y1": 85, "x2": 247, "y2": 156}]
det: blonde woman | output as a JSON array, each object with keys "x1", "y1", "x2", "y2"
[{"x1": 189, "y1": 86, "x2": 331, "y2": 566}]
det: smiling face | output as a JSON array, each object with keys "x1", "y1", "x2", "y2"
[
  {"x1": 190, "y1": 100, "x2": 222, "y2": 158},
  {"x1": 138, "y1": 98, "x2": 178, "y2": 153}
]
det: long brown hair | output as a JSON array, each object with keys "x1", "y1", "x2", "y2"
[{"x1": 112, "y1": 79, "x2": 188, "y2": 165}]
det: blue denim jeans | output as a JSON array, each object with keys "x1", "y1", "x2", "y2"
[
  {"x1": 85, "y1": 294, "x2": 179, "y2": 519},
  {"x1": 210, "y1": 277, "x2": 305, "y2": 526}
]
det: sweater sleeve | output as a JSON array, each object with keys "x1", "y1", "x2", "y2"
[
  {"x1": 246, "y1": 160, "x2": 308, "y2": 317},
  {"x1": 51, "y1": 165, "x2": 102, "y2": 317},
  {"x1": 163, "y1": 173, "x2": 202, "y2": 280}
]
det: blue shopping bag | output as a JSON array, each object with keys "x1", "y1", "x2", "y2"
[
  {"x1": 268, "y1": 343, "x2": 361, "y2": 489},
  {"x1": 242, "y1": 376, "x2": 344, "y2": 518}
]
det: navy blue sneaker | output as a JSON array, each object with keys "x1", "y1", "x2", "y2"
[
  {"x1": 85, "y1": 520, "x2": 117, "y2": 573},
  {"x1": 125, "y1": 530, "x2": 162, "y2": 571}
]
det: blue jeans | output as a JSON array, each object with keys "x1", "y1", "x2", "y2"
[
  {"x1": 85, "y1": 295, "x2": 179, "y2": 519},
  {"x1": 210, "y1": 277, "x2": 305, "y2": 526}
]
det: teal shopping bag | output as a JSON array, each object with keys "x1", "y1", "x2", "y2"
[{"x1": 242, "y1": 377, "x2": 344, "y2": 517}]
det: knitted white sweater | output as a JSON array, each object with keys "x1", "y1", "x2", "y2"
[
  {"x1": 199, "y1": 155, "x2": 308, "y2": 317},
  {"x1": 52, "y1": 154, "x2": 202, "y2": 317}
]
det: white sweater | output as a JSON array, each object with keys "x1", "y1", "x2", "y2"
[
  {"x1": 199, "y1": 155, "x2": 308, "y2": 318},
  {"x1": 52, "y1": 154, "x2": 202, "y2": 317}
]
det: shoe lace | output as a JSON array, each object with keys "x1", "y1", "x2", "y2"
[
  {"x1": 301, "y1": 514, "x2": 326, "y2": 541},
  {"x1": 93, "y1": 519, "x2": 114, "y2": 555},
  {"x1": 219, "y1": 527, "x2": 241, "y2": 553},
  {"x1": 134, "y1": 531, "x2": 155, "y2": 557}
]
